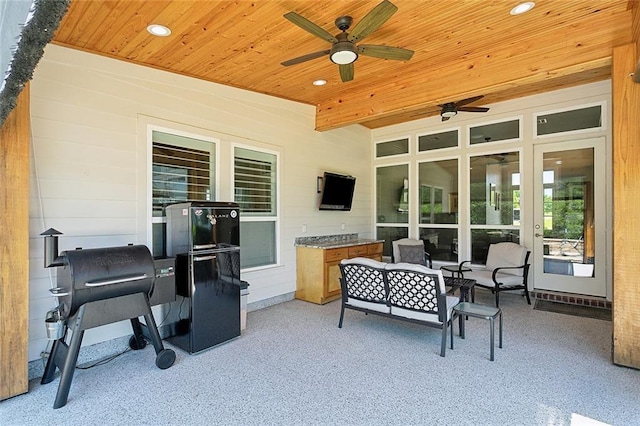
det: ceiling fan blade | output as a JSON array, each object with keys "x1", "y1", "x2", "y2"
[
  {"x1": 455, "y1": 95, "x2": 484, "y2": 107},
  {"x1": 284, "y1": 12, "x2": 338, "y2": 43},
  {"x1": 281, "y1": 50, "x2": 330, "y2": 66},
  {"x1": 339, "y1": 63, "x2": 354, "y2": 82},
  {"x1": 458, "y1": 106, "x2": 490, "y2": 113},
  {"x1": 358, "y1": 45, "x2": 413, "y2": 61},
  {"x1": 348, "y1": 0, "x2": 398, "y2": 43}
]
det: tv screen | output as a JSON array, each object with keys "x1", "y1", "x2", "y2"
[{"x1": 319, "y1": 172, "x2": 356, "y2": 211}]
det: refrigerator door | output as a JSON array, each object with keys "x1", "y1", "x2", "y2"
[
  {"x1": 191, "y1": 206, "x2": 240, "y2": 250},
  {"x1": 166, "y1": 202, "x2": 239, "y2": 255},
  {"x1": 169, "y1": 249, "x2": 241, "y2": 354}
]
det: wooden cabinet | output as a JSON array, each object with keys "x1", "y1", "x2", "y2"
[{"x1": 296, "y1": 242, "x2": 383, "y2": 304}]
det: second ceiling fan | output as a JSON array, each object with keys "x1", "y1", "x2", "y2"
[
  {"x1": 281, "y1": 0, "x2": 414, "y2": 82},
  {"x1": 439, "y1": 96, "x2": 490, "y2": 121}
]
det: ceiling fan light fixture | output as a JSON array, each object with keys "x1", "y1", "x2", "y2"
[
  {"x1": 510, "y1": 2, "x2": 535, "y2": 15},
  {"x1": 312, "y1": 79, "x2": 327, "y2": 86},
  {"x1": 330, "y1": 42, "x2": 358, "y2": 65},
  {"x1": 441, "y1": 104, "x2": 457, "y2": 118}
]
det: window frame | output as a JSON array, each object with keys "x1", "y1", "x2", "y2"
[
  {"x1": 147, "y1": 124, "x2": 219, "y2": 257},
  {"x1": 232, "y1": 142, "x2": 281, "y2": 272}
]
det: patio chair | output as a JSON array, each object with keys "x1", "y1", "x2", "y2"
[
  {"x1": 392, "y1": 238, "x2": 432, "y2": 268},
  {"x1": 458, "y1": 242, "x2": 531, "y2": 307}
]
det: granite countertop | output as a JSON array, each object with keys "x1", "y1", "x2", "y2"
[{"x1": 295, "y1": 234, "x2": 384, "y2": 249}]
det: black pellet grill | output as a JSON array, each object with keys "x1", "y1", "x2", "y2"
[{"x1": 40, "y1": 242, "x2": 176, "y2": 409}]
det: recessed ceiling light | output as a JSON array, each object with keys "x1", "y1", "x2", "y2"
[
  {"x1": 313, "y1": 79, "x2": 327, "y2": 86},
  {"x1": 510, "y1": 2, "x2": 535, "y2": 15},
  {"x1": 147, "y1": 24, "x2": 171, "y2": 37}
]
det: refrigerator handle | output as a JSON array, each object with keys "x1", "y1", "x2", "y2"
[
  {"x1": 193, "y1": 244, "x2": 217, "y2": 251},
  {"x1": 193, "y1": 254, "x2": 217, "y2": 262}
]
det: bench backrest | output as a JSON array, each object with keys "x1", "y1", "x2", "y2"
[
  {"x1": 339, "y1": 257, "x2": 388, "y2": 305},
  {"x1": 385, "y1": 263, "x2": 445, "y2": 316},
  {"x1": 340, "y1": 259, "x2": 447, "y2": 317}
]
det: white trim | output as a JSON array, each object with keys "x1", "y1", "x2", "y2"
[{"x1": 231, "y1": 142, "x2": 281, "y2": 271}]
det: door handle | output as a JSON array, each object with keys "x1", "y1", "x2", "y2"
[{"x1": 535, "y1": 233, "x2": 543, "y2": 238}]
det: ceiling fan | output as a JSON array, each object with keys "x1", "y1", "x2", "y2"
[
  {"x1": 439, "y1": 95, "x2": 490, "y2": 121},
  {"x1": 281, "y1": 0, "x2": 414, "y2": 82}
]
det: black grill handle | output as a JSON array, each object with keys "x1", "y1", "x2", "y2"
[{"x1": 85, "y1": 274, "x2": 148, "y2": 287}]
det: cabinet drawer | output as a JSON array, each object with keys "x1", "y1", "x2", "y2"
[
  {"x1": 348, "y1": 245, "x2": 368, "y2": 257},
  {"x1": 367, "y1": 243, "x2": 383, "y2": 255},
  {"x1": 325, "y1": 248, "x2": 348, "y2": 262}
]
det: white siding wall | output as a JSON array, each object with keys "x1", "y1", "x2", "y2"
[{"x1": 28, "y1": 45, "x2": 372, "y2": 361}]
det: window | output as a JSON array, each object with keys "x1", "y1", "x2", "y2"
[
  {"x1": 376, "y1": 138, "x2": 409, "y2": 158},
  {"x1": 152, "y1": 130, "x2": 216, "y2": 257},
  {"x1": 234, "y1": 147, "x2": 278, "y2": 269},
  {"x1": 535, "y1": 104, "x2": 604, "y2": 137},
  {"x1": 469, "y1": 151, "x2": 520, "y2": 264},
  {"x1": 418, "y1": 159, "x2": 458, "y2": 262},
  {"x1": 418, "y1": 129, "x2": 459, "y2": 152},
  {"x1": 469, "y1": 118, "x2": 521, "y2": 145},
  {"x1": 376, "y1": 163, "x2": 409, "y2": 257}
]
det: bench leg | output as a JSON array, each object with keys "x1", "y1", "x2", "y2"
[
  {"x1": 338, "y1": 303, "x2": 345, "y2": 328},
  {"x1": 499, "y1": 311, "x2": 503, "y2": 348},
  {"x1": 489, "y1": 317, "x2": 495, "y2": 361},
  {"x1": 440, "y1": 323, "x2": 447, "y2": 357}
]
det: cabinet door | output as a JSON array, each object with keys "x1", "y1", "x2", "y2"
[{"x1": 326, "y1": 261, "x2": 343, "y2": 295}]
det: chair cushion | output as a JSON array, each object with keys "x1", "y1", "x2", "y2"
[
  {"x1": 398, "y1": 244, "x2": 425, "y2": 264},
  {"x1": 464, "y1": 269, "x2": 525, "y2": 288},
  {"x1": 391, "y1": 238, "x2": 425, "y2": 263},
  {"x1": 485, "y1": 242, "x2": 527, "y2": 276}
]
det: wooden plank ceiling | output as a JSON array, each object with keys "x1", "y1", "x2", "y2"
[{"x1": 51, "y1": 0, "x2": 634, "y2": 131}]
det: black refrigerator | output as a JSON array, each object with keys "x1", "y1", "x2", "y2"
[{"x1": 165, "y1": 201, "x2": 241, "y2": 354}]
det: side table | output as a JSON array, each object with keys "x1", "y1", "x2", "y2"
[
  {"x1": 440, "y1": 265, "x2": 471, "y2": 278},
  {"x1": 443, "y1": 276, "x2": 476, "y2": 303},
  {"x1": 453, "y1": 302, "x2": 503, "y2": 361}
]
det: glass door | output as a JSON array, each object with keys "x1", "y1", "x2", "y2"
[{"x1": 533, "y1": 138, "x2": 606, "y2": 296}]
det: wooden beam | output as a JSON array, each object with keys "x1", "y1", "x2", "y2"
[
  {"x1": 315, "y1": 14, "x2": 630, "y2": 131},
  {"x1": 612, "y1": 43, "x2": 640, "y2": 369},
  {"x1": 0, "y1": 84, "x2": 30, "y2": 400}
]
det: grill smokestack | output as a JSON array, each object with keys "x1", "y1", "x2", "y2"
[{"x1": 40, "y1": 228, "x2": 64, "y2": 268}]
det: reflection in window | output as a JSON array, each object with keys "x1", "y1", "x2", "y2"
[
  {"x1": 418, "y1": 130, "x2": 458, "y2": 151},
  {"x1": 376, "y1": 164, "x2": 409, "y2": 224},
  {"x1": 419, "y1": 159, "x2": 458, "y2": 224},
  {"x1": 470, "y1": 119, "x2": 520, "y2": 145},
  {"x1": 469, "y1": 152, "x2": 520, "y2": 264},
  {"x1": 152, "y1": 131, "x2": 216, "y2": 257},
  {"x1": 536, "y1": 105, "x2": 602, "y2": 136},
  {"x1": 376, "y1": 226, "x2": 408, "y2": 258},
  {"x1": 376, "y1": 138, "x2": 409, "y2": 158},
  {"x1": 420, "y1": 228, "x2": 458, "y2": 262},
  {"x1": 469, "y1": 152, "x2": 519, "y2": 226},
  {"x1": 470, "y1": 229, "x2": 520, "y2": 264}
]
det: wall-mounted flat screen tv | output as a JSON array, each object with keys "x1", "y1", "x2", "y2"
[{"x1": 319, "y1": 172, "x2": 356, "y2": 211}]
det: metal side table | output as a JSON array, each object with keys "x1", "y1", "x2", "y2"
[{"x1": 453, "y1": 302, "x2": 503, "y2": 361}]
